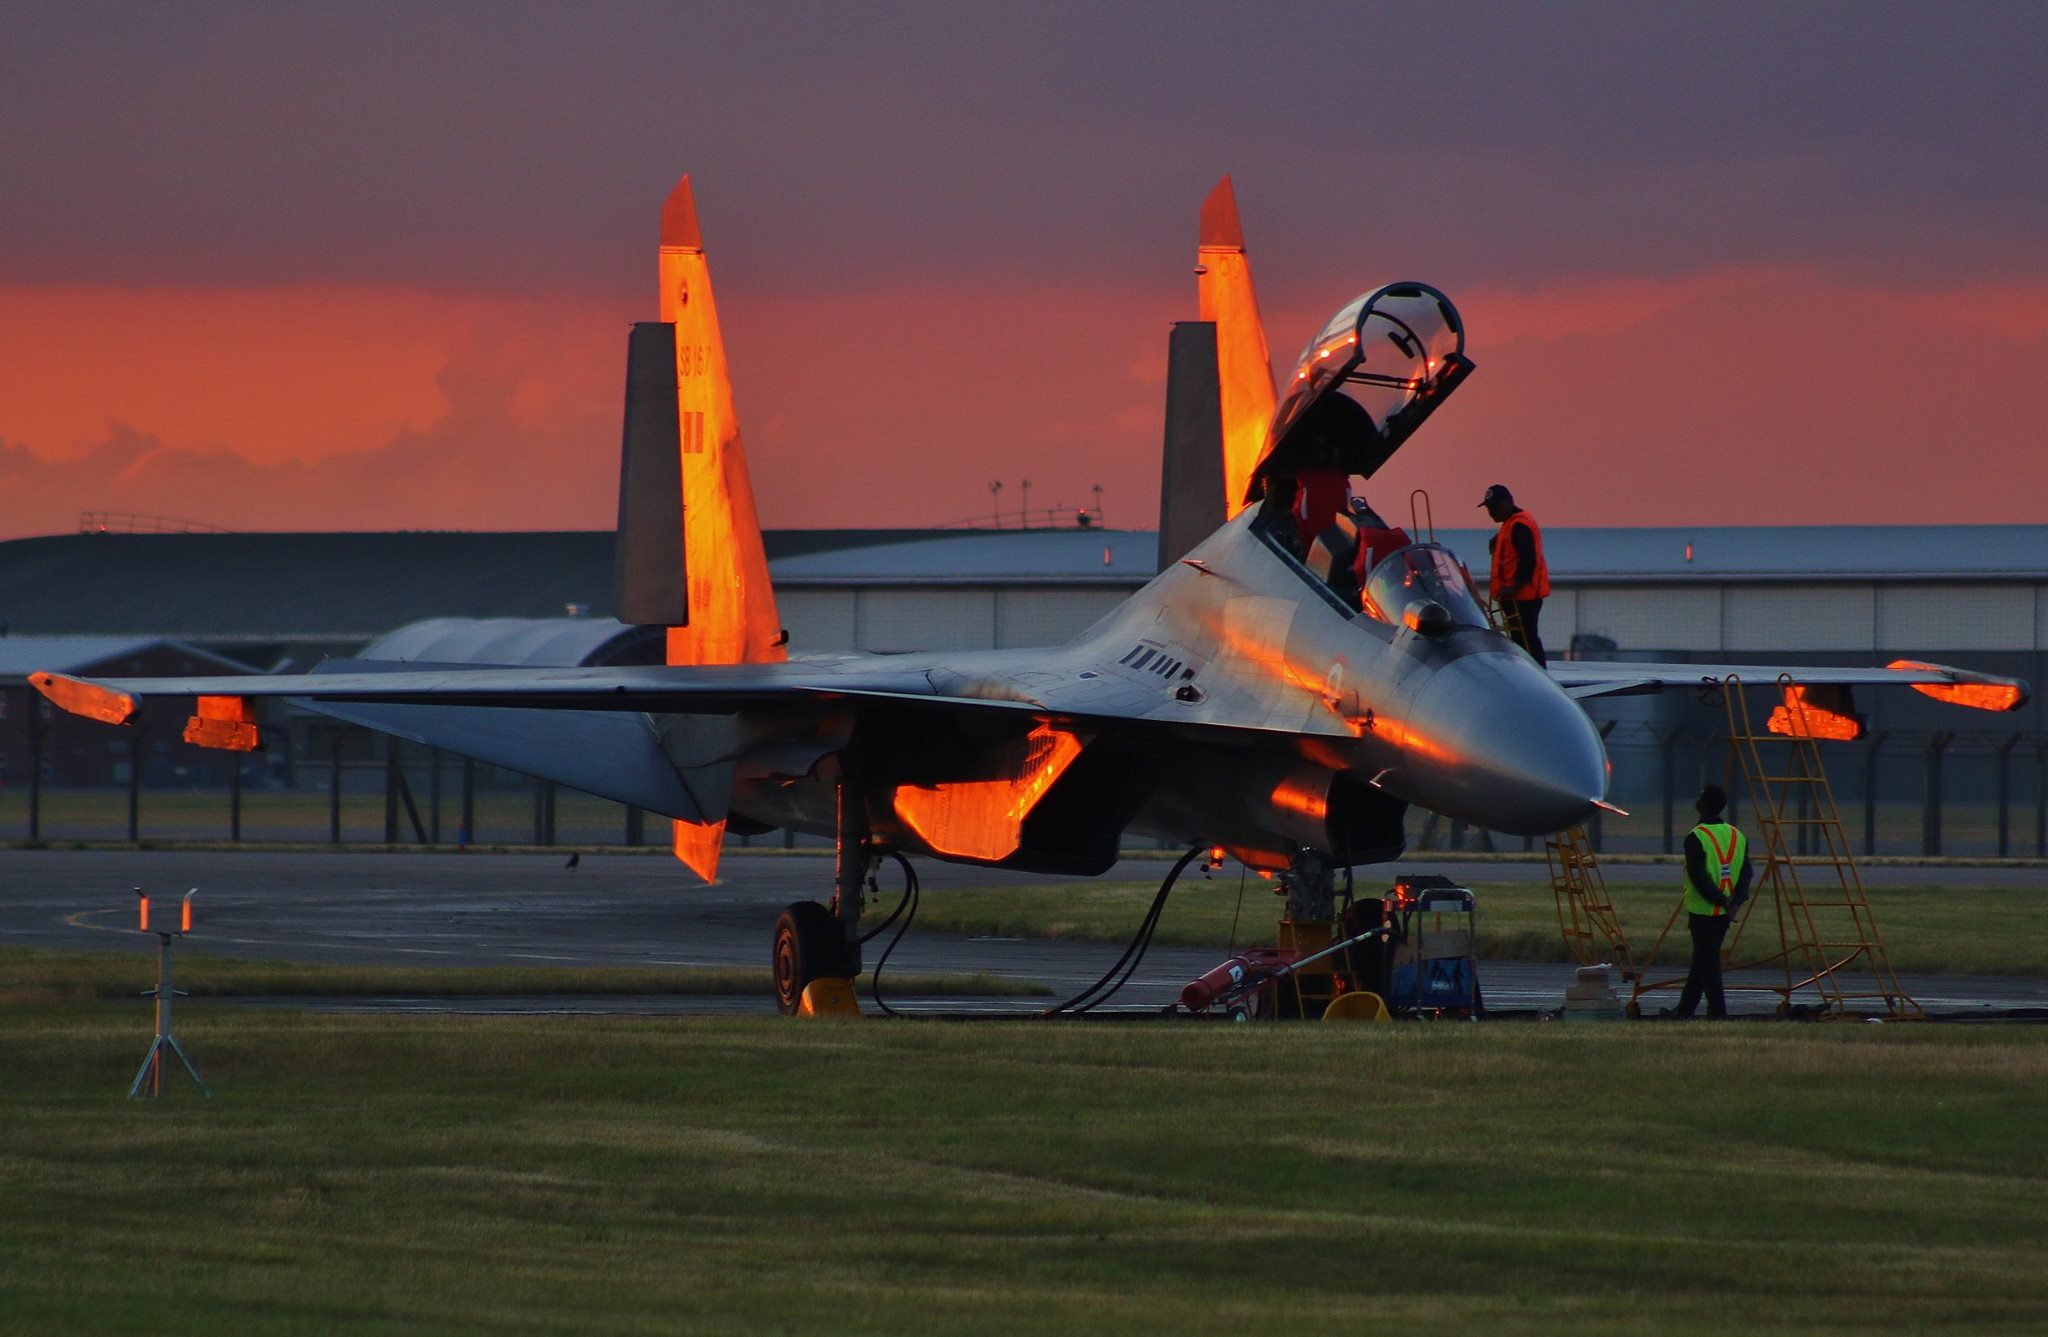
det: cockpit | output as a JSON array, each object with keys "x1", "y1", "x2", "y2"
[
  {"x1": 1245, "y1": 282, "x2": 1478, "y2": 626},
  {"x1": 1249, "y1": 281, "x2": 1471, "y2": 512},
  {"x1": 1361, "y1": 544, "x2": 1490, "y2": 633}
]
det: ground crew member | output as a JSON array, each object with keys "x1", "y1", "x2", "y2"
[
  {"x1": 1666, "y1": 784, "x2": 1753, "y2": 1019},
  {"x1": 1480, "y1": 483, "x2": 1549, "y2": 665}
]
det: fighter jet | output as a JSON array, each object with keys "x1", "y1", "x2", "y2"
[{"x1": 32, "y1": 176, "x2": 2029, "y2": 1012}]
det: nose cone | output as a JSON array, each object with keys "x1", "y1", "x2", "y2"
[{"x1": 1397, "y1": 652, "x2": 1607, "y2": 836}]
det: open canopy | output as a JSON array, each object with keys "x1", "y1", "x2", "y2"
[{"x1": 1249, "y1": 282, "x2": 1471, "y2": 501}]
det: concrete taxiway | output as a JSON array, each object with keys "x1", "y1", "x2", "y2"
[{"x1": 3, "y1": 848, "x2": 2043, "y2": 1018}]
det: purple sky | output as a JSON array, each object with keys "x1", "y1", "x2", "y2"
[{"x1": 3, "y1": 2, "x2": 2044, "y2": 534}]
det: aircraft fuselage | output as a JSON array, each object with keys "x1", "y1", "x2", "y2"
[{"x1": 724, "y1": 508, "x2": 1608, "y2": 873}]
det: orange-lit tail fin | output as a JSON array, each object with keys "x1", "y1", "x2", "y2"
[
  {"x1": 656, "y1": 175, "x2": 785, "y2": 879},
  {"x1": 1197, "y1": 177, "x2": 1276, "y2": 518},
  {"x1": 659, "y1": 174, "x2": 785, "y2": 669}
]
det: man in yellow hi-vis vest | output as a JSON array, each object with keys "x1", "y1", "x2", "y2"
[{"x1": 1666, "y1": 784, "x2": 1754, "y2": 1019}]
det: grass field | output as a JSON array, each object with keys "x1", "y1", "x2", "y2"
[
  {"x1": 0, "y1": 948, "x2": 1047, "y2": 1006},
  {"x1": 2, "y1": 1007, "x2": 2044, "y2": 1334},
  {"x1": 914, "y1": 875, "x2": 2048, "y2": 976}
]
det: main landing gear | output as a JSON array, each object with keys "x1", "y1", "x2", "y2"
[
  {"x1": 772, "y1": 779, "x2": 869, "y2": 1016},
  {"x1": 772, "y1": 902, "x2": 854, "y2": 1014}
]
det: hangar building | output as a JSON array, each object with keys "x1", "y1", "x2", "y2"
[
  {"x1": 1, "y1": 524, "x2": 2042, "y2": 852},
  {"x1": 4, "y1": 524, "x2": 2041, "y2": 671}
]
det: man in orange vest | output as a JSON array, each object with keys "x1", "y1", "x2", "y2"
[
  {"x1": 1480, "y1": 484, "x2": 1549, "y2": 665},
  {"x1": 1664, "y1": 784, "x2": 1753, "y2": 1019}
]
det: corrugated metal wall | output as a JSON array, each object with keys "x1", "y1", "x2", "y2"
[
  {"x1": 775, "y1": 586, "x2": 1131, "y2": 654},
  {"x1": 1551, "y1": 582, "x2": 2044, "y2": 654}
]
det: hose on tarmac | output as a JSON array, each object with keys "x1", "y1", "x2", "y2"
[{"x1": 1039, "y1": 845, "x2": 1204, "y2": 1018}]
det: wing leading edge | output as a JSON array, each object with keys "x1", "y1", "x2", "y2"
[
  {"x1": 28, "y1": 659, "x2": 1028, "y2": 720},
  {"x1": 1550, "y1": 658, "x2": 2030, "y2": 709}
]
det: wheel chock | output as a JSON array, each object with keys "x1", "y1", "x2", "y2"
[
  {"x1": 798, "y1": 977, "x2": 861, "y2": 1017},
  {"x1": 1321, "y1": 990, "x2": 1390, "y2": 1022}
]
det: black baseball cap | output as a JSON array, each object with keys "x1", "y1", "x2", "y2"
[{"x1": 1479, "y1": 484, "x2": 1513, "y2": 509}]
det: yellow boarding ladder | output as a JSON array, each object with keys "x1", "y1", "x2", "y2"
[
  {"x1": 1546, "y1": 825, "x2": 1639, "y2": 982},
  {"x1": 1629, "y1": 675, "x2": 1919, "y2": 1019}
]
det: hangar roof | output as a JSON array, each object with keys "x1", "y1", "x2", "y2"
[
  {"x1": 0, "y1": 524, "x2": 2041, "y2": 642},
  {"x1": 0, "y1": 635, "x2": 251, "y2": 682},
  {"x1": 1430, "y1": 524, "x2": 2048, "y2": 583},
  {"x1": 361, "y1": 617, "x2": 663, "y2": 666},
  {"x1": 769, "y1": 529, "x2": 1155, "y2": 584},
  {"x1": 0, "y1": 529, "x2": 1155, "y2": 638},
  {"x1": 0, "y1": 635, "x2": 160, "y2": 677},
  {"x1": 0, "y1": 532, "x2": 621, "y2": 640}
]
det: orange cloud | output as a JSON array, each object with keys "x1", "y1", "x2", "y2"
[
  {"x1": 0, "y1": 285, "x2": 624, "y2": 536},
  {"x1": 1367, "y1": 268, "x2": 2048, "y2": 525},
  {"x1": 1, "y1": 269, "x2": 2042, "y2": 539}
]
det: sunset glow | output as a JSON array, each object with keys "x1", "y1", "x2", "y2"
[{"x1": 1, "y1": 7, "x2": 2041, "y2": 539}]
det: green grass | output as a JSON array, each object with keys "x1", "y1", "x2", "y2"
[
  {"x1": 1, "y1": 1009, "x2": 2044, "y2": 1334},
  {"x1": 0, "y1": 947, "x2": 1047, "y2": 1005},
  {"x1": 915, "y1": 875, "x2": 2048, "y2": 976}
]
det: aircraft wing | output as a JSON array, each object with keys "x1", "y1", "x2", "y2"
[
  {"x1": 28, "y1": 658, "x2": 1048, "y2": 722},
  {"x1": 27, "y1": 657, "x2": 1071, "y2": 825},
  {"x1": 1549, "y1": 658, "x2": 2030, "y2": 709}
]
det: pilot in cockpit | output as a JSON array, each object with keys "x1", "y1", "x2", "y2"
[
  {"x1": 1288, "y1": 437, "x2": 1351, "y2": 555},
  {"x1": 1349, "y1": 494, "x2": 1413, "y2": 586},
  {"x1": 1304, "y1": 495, "x2": 1362, "y2": 608},
  {"x1": 1303, "y1": 489, "x2": 1418, "y2": 612}
]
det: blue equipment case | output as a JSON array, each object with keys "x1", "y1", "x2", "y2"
[{"x1": 1386, "y1": 881, "x2": 1481, "y2": 1016}]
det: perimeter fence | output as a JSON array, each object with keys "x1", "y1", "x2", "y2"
[
  {"x1": 1415, "y1": 721, "x2": 2048, "y2": 858},
  {"x1": 3, "y1": 724, "x2": 2045, "y2": 860}
]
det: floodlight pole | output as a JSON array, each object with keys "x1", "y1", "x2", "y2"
[{"x1": 128, "y1": 890, "x2": 210, "y2": 1099}]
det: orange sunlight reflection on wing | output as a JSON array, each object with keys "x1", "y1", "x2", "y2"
[{"x1": 892, "y1": 723, "x2": 1085, "y2": 861}]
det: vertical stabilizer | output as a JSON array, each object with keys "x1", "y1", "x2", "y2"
[
  {"x1": 1156, "y1": 321, "x2": 1224, "y2": 570},
  {"x1": 614, "y1": 322, "x2": 688, "y2": 624},
  {"x1": 1196, "y1": 177, "x2": 1276, "y2": 517},
  {"x1": 656, "y1": 174, "x2": 785, "y2": 879},
  {"x1": 658, "y1": 174, "x2": 785, "y2": 667}
]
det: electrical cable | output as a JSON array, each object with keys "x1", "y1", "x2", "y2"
[
  {"x1": 1039, "y1": 846, "x2": 1203, "y2": 1018},
  {"x1": 859, "y1": 855, "x2": 911, "y2": 944},
  {"x1": 1081, "y1": 852, "x2": 1205, "y2": 1014},
  {"x1": 866, "y1": 851, "x2": 920, "y2": 1018},
  {"x1": 1226, "y1": 862, "x2": 1248, "y2": 954}
]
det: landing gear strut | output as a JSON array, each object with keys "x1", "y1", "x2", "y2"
[{"x1": 771, "y1": 777, "x2": 870, "y2": 1016}]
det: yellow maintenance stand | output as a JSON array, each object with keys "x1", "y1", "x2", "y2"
[
  {"x1": 1546, "y1": 824, "x2": 1639, "y2": 984},
  {"x1": 1627, "y1": 675, "x2": 1920, "y2": 1020}
]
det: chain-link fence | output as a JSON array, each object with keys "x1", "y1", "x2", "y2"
[
  {"x1": 6, "y1": 718, "x2": 2046, "y2": 859},
  {"x1": 1414, "y1": 721, "x2": 2048, "y2": 858}
]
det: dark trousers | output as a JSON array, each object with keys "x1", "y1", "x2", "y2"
[
  {"x1": 1675, "y1": 912, "x2": 1731, "y2": 1018},
  {"x1": 1510, "y1": 597, "x2": 1546, "y2": 666}
]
